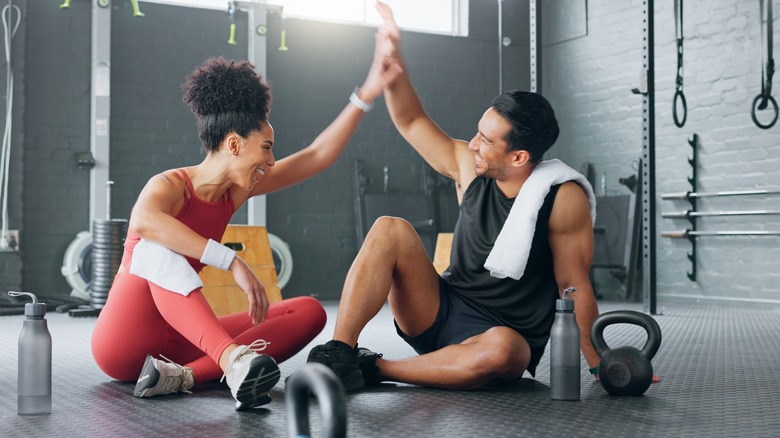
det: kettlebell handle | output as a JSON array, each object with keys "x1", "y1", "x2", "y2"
[
  {"x1": 286, "y1": 363, "x2": 348, "y2": 438},
  {"x1": 590, "y1": 310, "x2": 662, "y2": 361}
]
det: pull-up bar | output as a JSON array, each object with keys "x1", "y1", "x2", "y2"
[
  {"x1": 661, "y1": 189, "x2": 780, "y2": 200},
  {"x1": 662, "y1": 209, "x2": 780, "y2": 219},
  {"x1": 662, "y1": 230, "x2": 780, "y2": 238}
]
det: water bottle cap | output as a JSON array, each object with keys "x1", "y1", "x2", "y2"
[
  {"x1": 25, "y1": 302, "x2": 46, "y2": 317},
  {"x1": 557, "y1": 286, "x2": 576, "y2": 311},
  {"x1": 556, "y1": 298, "x2": 574, "y2": 311},
  {"x1": 7, "y1": 291, "x2": 46, "y2": 317}
]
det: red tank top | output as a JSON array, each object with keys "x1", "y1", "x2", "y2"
[{"x1": 124, "y1": 169, "x2": 236, "y2": 272}]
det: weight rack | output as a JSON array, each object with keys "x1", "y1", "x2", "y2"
[{"x1": 661, "y1": 134, "x2": 780, "y2": 281}]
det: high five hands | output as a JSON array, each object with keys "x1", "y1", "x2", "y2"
[
  {"x1": 359, "y1": 1, "x2": 404, "y2": 100},
  {"x1": 375, "y1": 1, "x2": 401, "y2": 59}
]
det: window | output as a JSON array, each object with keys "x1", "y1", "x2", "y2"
[
  {"x1": 276, "y1": 0, "x2": 469, "y2": 36},
  {"x1": 141, "y1": 0, "x2": 469, "y2": 36}
]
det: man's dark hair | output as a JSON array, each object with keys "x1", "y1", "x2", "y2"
[
  {"x1": 182, "y1": 57, "x2": 272, "y2": 154},
  {"x1": 490, "y1": 91, "x2": 559, "y2": 163}
]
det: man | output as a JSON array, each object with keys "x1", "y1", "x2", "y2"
[{"x1": 306, "y1": 1, "x2": 601, "y2": 391}]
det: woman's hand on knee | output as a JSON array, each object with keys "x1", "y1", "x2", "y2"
[{"x1": 229, "y1": 256, "x2": 270, "y2": 324}]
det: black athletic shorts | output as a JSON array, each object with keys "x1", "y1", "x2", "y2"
[{"x1": 394, "y1": 277, "x2": 542, "y2": 377}]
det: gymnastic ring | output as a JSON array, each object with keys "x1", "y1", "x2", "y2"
[
  {"x1": 286, "y1": 363, "x2": 347, "y2": 438},
  {"x1": 268, "y1": 233, "x2": 293, "y2": 290},
  {"x1": 672, "y1": 89, "x2": 687, "y2": 128},
  {"x1": 751, "y1": 94, "x2": 779, "y2": 129},
  {"x1": 61, "y1": 231, "x2": 92, "y2": 301}
]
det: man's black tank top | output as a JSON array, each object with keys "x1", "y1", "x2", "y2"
[{"x1": 441, "y1": 176, "x2": 561, "y2": 351}]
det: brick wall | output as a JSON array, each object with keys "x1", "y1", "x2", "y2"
[{"x1": 543, "y1": 0, "x2": 780, "y2": 304}]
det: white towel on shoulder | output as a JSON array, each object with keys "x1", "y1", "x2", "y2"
[
  {"x1": 483, "y1": 159, "x2": 596, "y2": 280},
  {"x1": 129, "y1": 238, "x2": 204, "y2": 296}
]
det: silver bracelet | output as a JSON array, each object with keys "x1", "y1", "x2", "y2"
[{"x1": 349, "y1": 87, "x2": 374, "y2": 112}]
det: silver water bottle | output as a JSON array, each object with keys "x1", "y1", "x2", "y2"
[
  {"x1": 550, "y1": 287, "x2": 580, "y2": 401},
  {"x1": 9, "y1": 291, "x2": 52, "y2": 415}
]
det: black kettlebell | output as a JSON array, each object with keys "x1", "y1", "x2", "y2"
[
  {"x1": 286, "y1": 363, "x2": 348, "y2": 438},
  {"x1": 590, "y1": 310, "x2": 662, "y2": 396}
]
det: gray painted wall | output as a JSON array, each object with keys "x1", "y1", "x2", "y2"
[
  {"x1": 21, "y1": 0, "x2": 90, "y2": 303},
  {"x1": 543, "y1": 0, "x2": 780, "y2": 305},
  {"x1": 13, "y1": 0, "x2": 529, "y2": 302},
  {"x1": 0, "y1": 0, "x2": 24, "y2": 300}
]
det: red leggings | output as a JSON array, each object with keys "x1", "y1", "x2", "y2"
[{"x1": 92, "y1": 269, "x2": 326, "y2": 384}]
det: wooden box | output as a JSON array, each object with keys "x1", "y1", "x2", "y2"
[{"x1": 433, "y1": 232, "x2": 454, "y2": 275}]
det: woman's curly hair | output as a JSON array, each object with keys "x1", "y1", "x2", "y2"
[{"x1": 182, "y1": 57, "x2": 272, "y2": 153}]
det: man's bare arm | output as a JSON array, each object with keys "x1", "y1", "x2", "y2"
[
  {"x1": 548, "y1": 181, "x2": 601, "y2": 369},
  {"x1": 376, "y1": 1, "x2": 475, "y2": 190}
]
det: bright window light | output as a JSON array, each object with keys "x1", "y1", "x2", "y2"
[
  {"x1": 278, "y1": 0, "x2": 468, "y2": 36},
  {"x1": 274, "y1": 0, "x2": 365, "y2": 23},
  {"x1": 140, "y1": 0, "x2": 469, "y2": 36},
  {"x1": 367, "y1": 0, "x2": 456, "y2": 35}
]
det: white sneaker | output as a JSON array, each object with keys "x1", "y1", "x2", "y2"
[
  {"x1": 221, "y1": 339, "x2": 280, "y2": 411},
  {"x1": 134, "y1": 354, "x2": 194, "y2": 397}
]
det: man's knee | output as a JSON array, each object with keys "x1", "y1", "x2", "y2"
[
  {"x1": 368, "y1": 216, "x2": 416, "y2": 240},
  {"x1": 469, "y1": 350, "x2": 525, "y2": 381},
  {"x1": 467, "y1": 329, "x2": 530, "y2": 381}
]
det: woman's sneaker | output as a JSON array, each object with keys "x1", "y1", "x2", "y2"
[
  {"x1": 134, "y1": 354, "x2": 194, "y2": 397},
  {"x1": 221, "y1": 339, "x2": 280, "y2": 411},
  {"x1": 307, "y1": 340, "x2": 364, "y2": 391}
]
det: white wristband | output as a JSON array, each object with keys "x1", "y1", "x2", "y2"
[
  {"x1": 200, "y1": 239, "x2": 236, "y2": 271},
  {"x1": 349, "y1": 87, "x2": 374, "y2": 112}
]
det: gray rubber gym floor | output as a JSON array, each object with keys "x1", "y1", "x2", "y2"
[{"x1": 2, "y1": 301, "x2": 779, "y2": 437}]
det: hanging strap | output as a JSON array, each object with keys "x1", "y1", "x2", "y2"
[
  {"x1": 673, "y1": 0, "x2": 687, "y2": 127},
  {"x1": 752, "y1": 0, "x2": 778, "y2": 129},
  {"x1": 759, "y1": 0, "x2": 774, "y2": 108}
]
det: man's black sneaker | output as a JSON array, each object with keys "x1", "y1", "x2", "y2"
[
  {"x1": 307, "y1": 340, "x2": 364, "y2": 391},
  {"x1": 356, "y1": 347, "x2": 383, "y2": 387}
]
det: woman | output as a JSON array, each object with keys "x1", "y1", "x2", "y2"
[{"x1": 91, "y1": 53, "x2": 400, "y2": 410}]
